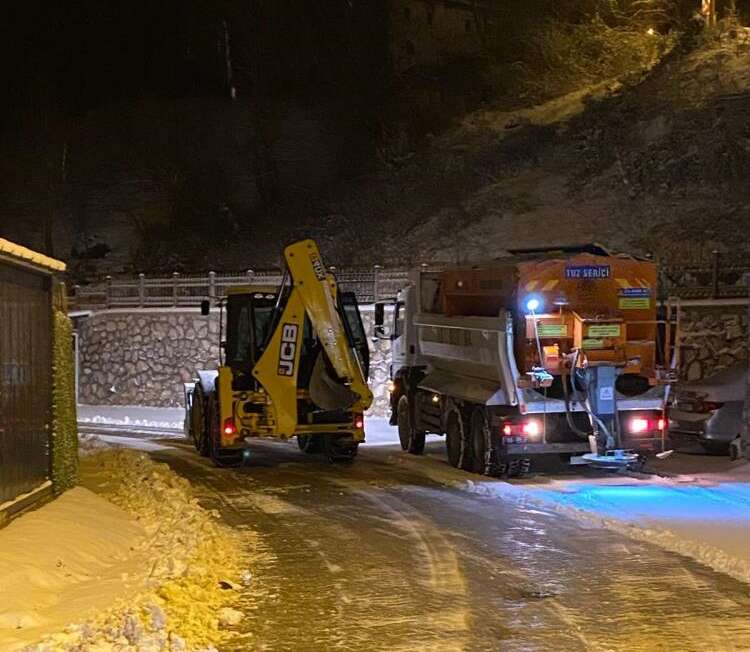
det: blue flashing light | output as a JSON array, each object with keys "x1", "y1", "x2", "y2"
[{"x1": 525, "y1": 297, "x2": 541, "y2": 313}]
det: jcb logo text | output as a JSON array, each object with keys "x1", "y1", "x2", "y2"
[{"x1": 278, "y1": 324, "x2": 299, "y2": 376}]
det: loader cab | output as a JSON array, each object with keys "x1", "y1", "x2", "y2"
[
  {"x1": 225, "y1": 290, "x2": 279, "y2": 374},
  {"x1": 221, "y1": 286, "x2": 370, "y2": 389}
]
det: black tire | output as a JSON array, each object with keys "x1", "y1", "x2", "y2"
[
  {"x1": 208, "y1": 393, "x2": 244, "y2": 468},
  {"x1": 323, "y1": 434, "x2": 359, "y2": 463},
  {"x1": 445, "y1": 408, "x2": 472, "y2": 470},
  {"x1": 191, "y1": 385, "x2": 209, "y2": 457},
  {"x1": 397, "y1": 394, "x2": 426, "y2": 455},
  {"x1": 701, "y1": 440, "x2": 730, "y2": 456},
  {"x1": 297, "y1": 434, "x2": 324, "y2": 454},
  {"x1": 470, "y1": 408, "x2": 491, "y2": 475}
]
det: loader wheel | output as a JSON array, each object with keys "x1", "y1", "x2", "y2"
[
  {"x1": 397, "y1": 395, "x2": 426, "y2": 455},
  {"x1": 208, "y1": 393, "x2": 244, "y2": 468},
  {"x1": 445, "y1": 408, "x2": 472, "y2": 470},
  {"x1": 297, "y1": 434, "x2": 324, "y2": 454},
  {"x1": 470, "y1": 408, "x2": 491, "y2": 475},
  {"x1": 323, "y1": 434, "x2": 359, "y2": 463},
  {"x1": 191, "y1": 385, "x2": 209, "y2": 457}
]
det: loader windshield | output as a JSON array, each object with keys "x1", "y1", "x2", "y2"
[{"x1": 226, "y1": 293, "x2": 278, "y2": 372}]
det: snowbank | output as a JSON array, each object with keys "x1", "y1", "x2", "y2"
[
  {"x1": 460, "y1": 460, "x2": 750, "y2": 585},
  {"x1": 77, "y1": 405, "x2": 184, "y2": 432},
  {"x1": 0, "y1": 448, "x2": 252, "y2": 651},
  {"x1": 0, "y1": 487, "x2": 149, "y2": 649}
]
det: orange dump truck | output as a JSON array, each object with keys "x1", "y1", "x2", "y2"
[{"x1": 374, "y1": 244, "x2": 669, "y2": 476}]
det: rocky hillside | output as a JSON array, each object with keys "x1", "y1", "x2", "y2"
[
  {"x1": 313, "y1": 28, "x2": 750, "y2": 269},
  {"x1": 5, "y1": 21, "x2": 749, "y2": 277}
]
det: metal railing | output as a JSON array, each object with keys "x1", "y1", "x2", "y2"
[
  {"x1": 70, "y1": 259, "x2": 750, "y2": 310},
  {"x1": 70, "y1": 266, "x2": 414, "y2": 309}
]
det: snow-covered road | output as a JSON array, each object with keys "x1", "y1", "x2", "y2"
[
  {"x1": 78, "y1": 409, "x2": 750, "y2": 651},
  {"x1": 462, "y1": 472, "x2": 750, "y2": 585}
]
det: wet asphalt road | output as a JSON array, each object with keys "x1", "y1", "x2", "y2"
[{"x1": 141, "y1": 437, "x2": 750, "y2": 652}]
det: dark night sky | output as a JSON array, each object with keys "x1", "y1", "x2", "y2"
[
  {"x1": 2, "y1": 2, "x2": 222, "y2": 123},
  {"x1": 1, "y1": 1, "x2": 387, "y2": 127},
  {"x1": 0, "y1": 1, "x2": 389, "y2": 266}
]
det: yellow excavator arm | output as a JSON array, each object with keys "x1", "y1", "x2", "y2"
[{"x1": 252, "y1": 239, "x2": 373, "y2": 436}]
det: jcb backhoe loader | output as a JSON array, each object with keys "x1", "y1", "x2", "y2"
[{"x1": 186, "y1": 239, "x2": 373, "y2": 466}]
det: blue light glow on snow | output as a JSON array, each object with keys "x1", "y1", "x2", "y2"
[{"x1": 530, "y1": 482, "x2": 750, "y2": 524}]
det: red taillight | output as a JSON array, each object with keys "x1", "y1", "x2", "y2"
[
  {"x1": 629, "y1": 417, "x2": 650, "y2": 434},
  {"x1": 501, "y1": 419, "x2": 542, "y2": 440},
  {"x1": 354, "y1": 414, "x2": 364, "y2": 429},
  {"x1": 522, "y1": 420, "x2": 541, "y2": 438},
  {"x1": 628, "y1": 416, "x2": 665, "y2": 434},
  {"x1": 223, "y1": 418, "x2": 236, "y2": 437}
]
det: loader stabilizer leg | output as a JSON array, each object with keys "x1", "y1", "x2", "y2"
[{"x1": 252, "y1": 289, "x2": 307, "y2": 437}]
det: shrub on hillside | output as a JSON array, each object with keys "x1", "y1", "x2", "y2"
[{"x1": 509, "y1": 0, "x2": 684, "y2": 100}]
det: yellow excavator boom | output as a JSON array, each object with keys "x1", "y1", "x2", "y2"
[{"x1": 252, "y1": 239, "x2": 373, "y2": 436}]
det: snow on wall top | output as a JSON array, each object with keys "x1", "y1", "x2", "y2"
[{"x1": 0, "y1": 237, "x2": 66, "y2": 273}]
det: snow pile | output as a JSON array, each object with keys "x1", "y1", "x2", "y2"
[
  {"x1": 78, "y1": 432, "x2": 113, "y2": 454},
  {"x1": 79, "y1": 432, "x2": 172, "y2": 453},
  {"x1": 78, "y1": 405, "x2": 183, "y2": 432},
  {"x1": 0, "y1": 449, "x2": 252, "y2": 651},
  {"x1": 460, "y1": 462, "x2": 750, "y2": 585},
  {"x1": 0, "y1": 487, "x2": 149, "y2": 650}
]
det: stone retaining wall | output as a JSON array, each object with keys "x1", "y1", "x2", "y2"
[
  {"x1": 75, "y1": 307, "x2": 392, "y2": 417},
  {"x1": 75, "y1": 302, "x2": 748, "y2": 418},
  {"x1": 76, "y1": 310, "x2": 221, "y2": 407},
  {"x1": 678, "y1": 305, "x2": 748, "y2": 381}
]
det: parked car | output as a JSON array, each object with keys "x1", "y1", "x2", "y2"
[{"x1": 668, "y1": 364, "x2": 746, "y2": 455}]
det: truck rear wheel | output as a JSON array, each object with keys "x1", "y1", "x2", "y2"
[
  {"x1": 470, "y1": 408, "x2": 492, "y2": 475},
  {"x1": 191, "y1": 385, "x2": 209, "y2": 457},
  {"x1": 397, "y1": 395, "x2": 426, "y2": 455},
  {"x1": 445, "y1": 408, "x2": 472, "y2": 470}
]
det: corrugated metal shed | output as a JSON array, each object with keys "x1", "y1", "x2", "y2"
[{"x1": 0, "y1": 238, "x2": 59, "y2": 506}]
